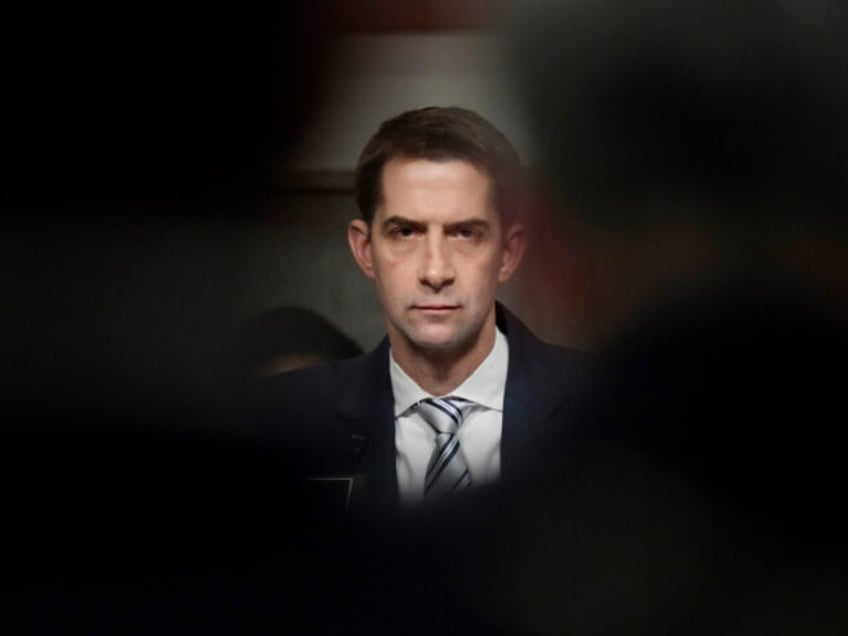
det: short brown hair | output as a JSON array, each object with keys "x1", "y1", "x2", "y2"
[{"x1": 354, "y1": 106, "x2": 522, "y2": 225}]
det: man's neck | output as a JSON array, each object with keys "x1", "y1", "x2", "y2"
[{"x1": 389, "y1": 313, "x2": 498, "y2": 396}]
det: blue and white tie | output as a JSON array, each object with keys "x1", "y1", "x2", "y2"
[{"x1": 418, "y1": 397, "x2": 473, "y2": 498}]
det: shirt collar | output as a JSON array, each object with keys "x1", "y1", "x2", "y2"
[{"x1": 390, "y1": 326, "x2": 509, "y2": 416}]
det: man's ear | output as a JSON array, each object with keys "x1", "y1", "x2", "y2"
[
  {"x1": 348, "y1": 219, "x2": 375, "y2": 279},
  {"x1": 498, "y1": 222, "x2": 527, "y2": 283}
]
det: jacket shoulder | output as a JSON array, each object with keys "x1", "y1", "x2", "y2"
[{"x1": 499, "y1": 303, "x2": 591, "y2": 373}]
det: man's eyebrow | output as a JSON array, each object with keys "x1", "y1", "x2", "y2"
[
  {"x1": 381, "y1": 216, "x2": 425, "y2": 230},
  {"x1": 379, "y1": 216, "x2": 492, "y2": 232},
  {"x1": 444, "y1": 218, "x2": 491, "y2": 231}
]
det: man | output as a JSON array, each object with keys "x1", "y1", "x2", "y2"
[{"x1": 263, "y1": 106, "x2": 586, "y2": 513}]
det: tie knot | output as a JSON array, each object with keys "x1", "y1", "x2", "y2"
[{"x1": 417, "y1": 397, "x2": 472, "y2": 434}]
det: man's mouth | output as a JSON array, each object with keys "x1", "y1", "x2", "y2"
[{"x1": 413, "y1": 304, "x2": 459, "y2": 314}]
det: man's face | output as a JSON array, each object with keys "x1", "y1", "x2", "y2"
[{"x1": 349, "y1": 157, "x2": 524, "y2": 356}]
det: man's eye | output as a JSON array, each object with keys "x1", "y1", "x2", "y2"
[
  {"x1": 391, "y1": 226, "x2": 416, "y2": 238},
  {"x1": 455, "y1": 227, "x2": 480, "y2": 239}
]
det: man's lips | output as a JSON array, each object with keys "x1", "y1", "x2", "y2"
[{"x1": 412, "y1": 304, "x2": 459, "y2": 312}]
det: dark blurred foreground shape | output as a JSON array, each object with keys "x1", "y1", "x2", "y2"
[
  {"x1": 1, "y1": 3, "x2": 546, "y2": 635},
  {"x1": 475, "y1": 0, "x2": 848, "y2": 633},
  {"x1": 0, "y1": 4, "x2": 362, "y2": 633}
]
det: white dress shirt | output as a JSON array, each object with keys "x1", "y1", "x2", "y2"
[{"x1": 390, "y1": 327, "x2": 509, "y2": 506}]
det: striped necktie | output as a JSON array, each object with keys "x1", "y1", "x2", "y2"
[{"x1": 418, "y1": 397, "x2": 473, "y2": 498}]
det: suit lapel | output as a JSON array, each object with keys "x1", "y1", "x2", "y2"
[
  {"x1": 498, "y1": 304, "x2": 569, "y2": 482},
  {"x1": 336, "y1": 338, "x2": 398, "y2": 513}
]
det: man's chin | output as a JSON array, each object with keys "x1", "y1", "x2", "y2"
[
  {"x1": 407, "y1": 328, "x2": 471, "y2": 354},
  {"x1": 414, "y1": 338, "x2": 460, "y2": 352}
]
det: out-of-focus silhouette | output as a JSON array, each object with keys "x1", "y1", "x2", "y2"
[
  {"x1": 1, "y1": 4, "x2": 364, "y2": 634},
  {"x1": 481, "y1": 1, "x2": 848, "y2": 633}
]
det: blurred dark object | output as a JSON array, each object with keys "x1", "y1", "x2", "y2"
[
  {"x1": 2, "y1": 2, "x2": 345, "y2": 412},
  {"x1": 3, "y1": 4, "x2": 340, "y2": 209},
  {"x1": 3, "y1": 426, "x2": 337, "y2": 634},
  {"x1": 232, "y1": 305, "x2": 362, "y2": 377},
  {"x1": 492, "y1": 1, "x2": 848, "y2": 633},
  {"x1": 0, "y1": 4, "x2": 360, "y2": 634},
  {"x1": 507, "y1": 0, "x2": 848, "y2": 346},
  {"x1": 488, "y1": 283, "x2": 848, "y2": 634},
  {"x1": 510, "y1": 0, "x2": 848, "y2": 232}
]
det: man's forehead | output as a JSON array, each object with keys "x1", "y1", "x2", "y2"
[
  {"x1": 380, "y1": 157, "x2": 493, "y2": 195},
  {"x1": 383, "y1": 155, "x2": 490, "y2": 177},
  {"x1": 375, "y1": 158, "x2": 498, "y2": 219}
]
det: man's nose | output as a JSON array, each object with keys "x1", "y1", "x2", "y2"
[{"x1": 419, "y1": 234, "x2": 455, "y2": 291}]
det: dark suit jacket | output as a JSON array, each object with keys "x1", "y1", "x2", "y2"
[{"x1": 256, "y1": 303, "x2": 588, "y2": 515}]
